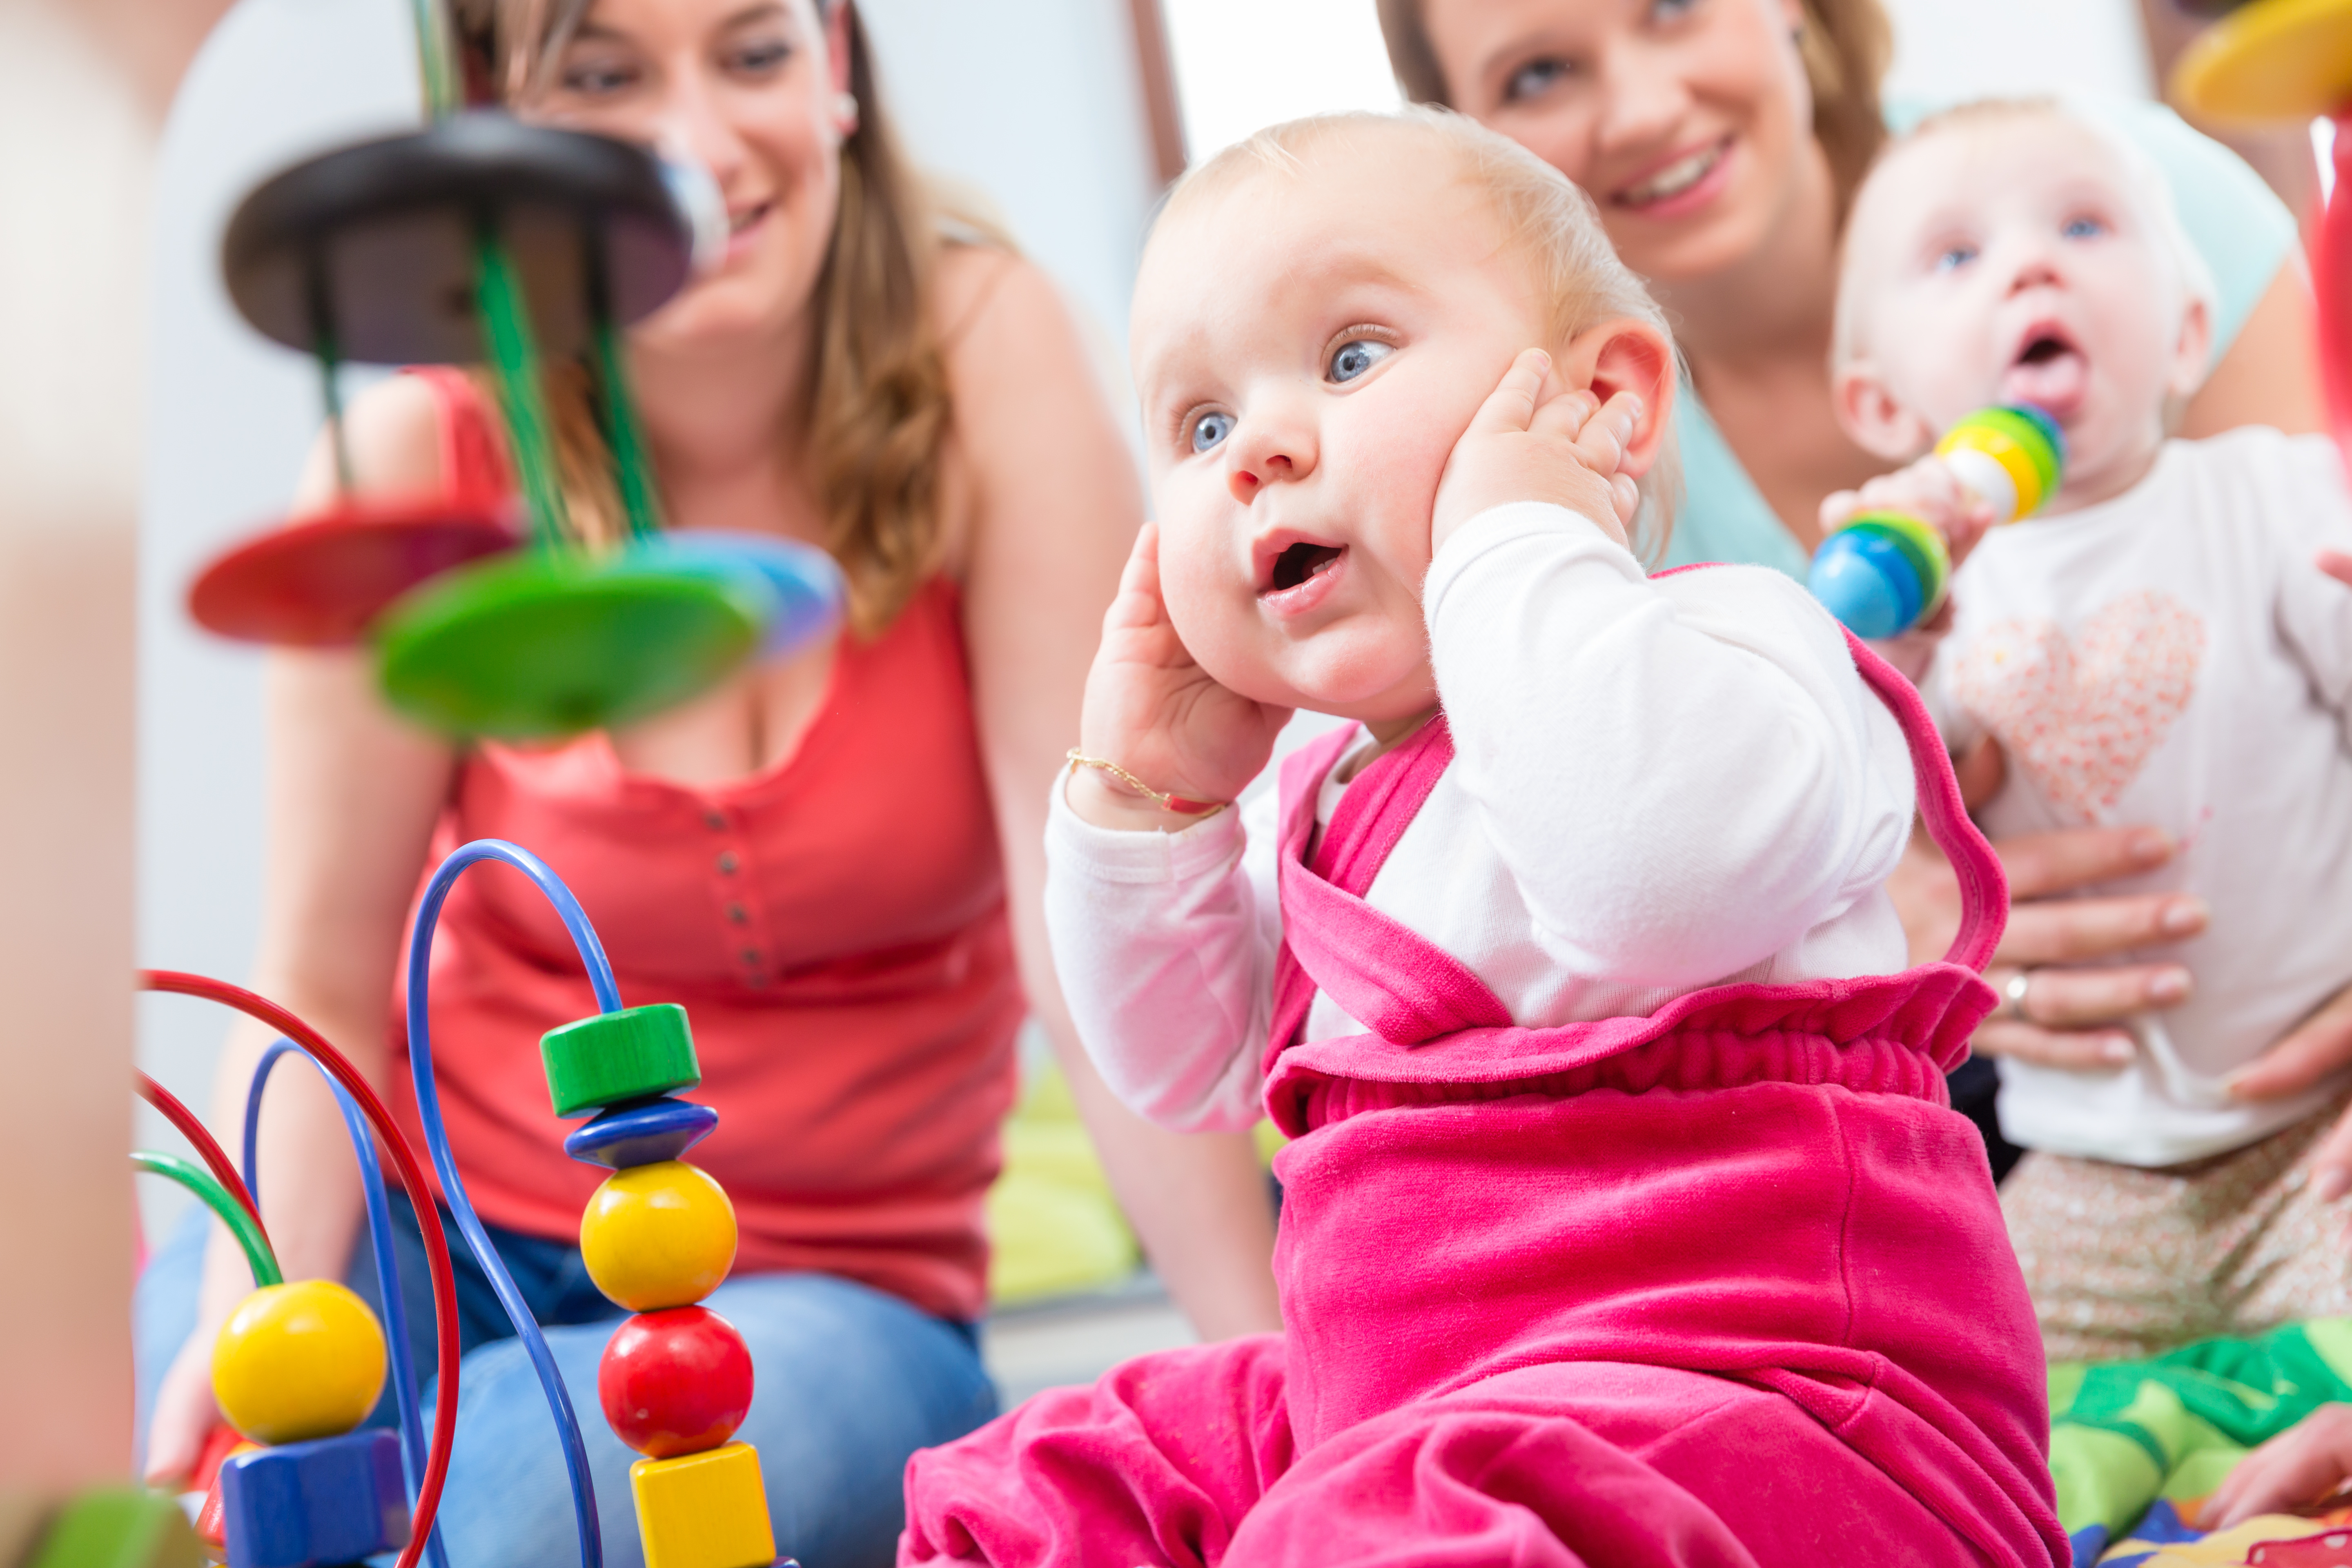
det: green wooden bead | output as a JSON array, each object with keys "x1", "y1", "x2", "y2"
[
  {"x1": 26, "y1": 1488, "x2": 202, "y2": 1568},
  {"x1": 541, "y1": 1004, "x2": 701, "y2": 1118}
]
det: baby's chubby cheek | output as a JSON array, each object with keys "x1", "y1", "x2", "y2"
[{"x1": 1154, "y1": 517, "x2": 1288, "y2": 704}]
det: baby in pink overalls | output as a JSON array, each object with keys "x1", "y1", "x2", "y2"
[{"x1": 902, "y1": 110, "x2": 2066, "y2": 1568}]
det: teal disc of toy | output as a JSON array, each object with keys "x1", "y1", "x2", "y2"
[
  {"x1": 374, "y1": 551, "x2": 762, "y2": 738},
  {"x1": 631, "y1": 530, "x2": 844, "y2": 658}
]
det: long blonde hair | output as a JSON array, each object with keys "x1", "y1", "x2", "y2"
[
  {"x1": 451, "y1": 0, "x2": 958, "y2": 634},
  {"x1": 1374, "y1": 0, "x2": 1893, "y2": 221}
]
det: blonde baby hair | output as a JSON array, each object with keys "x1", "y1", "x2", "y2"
[{"x1": 1155, "y1": 107, "x2": 1684, "y2": 556}]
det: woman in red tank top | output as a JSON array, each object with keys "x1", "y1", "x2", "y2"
[{"x1": 134, "y1": 2, "x2": 1279, "y2": 1561}]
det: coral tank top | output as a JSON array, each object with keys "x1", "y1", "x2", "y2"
[{"x1": 381, "y1": 371, "x2": 1022, "y2": 1321}]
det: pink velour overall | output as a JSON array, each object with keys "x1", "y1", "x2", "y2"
[{"x1": 903, "y1": 630, "x2": 2066, "y2": 1568}]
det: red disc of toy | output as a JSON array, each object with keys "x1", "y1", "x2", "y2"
[
  {"x1": 598, "y1": 1305, "x2": 754, "y2": 1459},
  {"x1": 189, "y1": 493, "x2": 520, "y2": 646}
]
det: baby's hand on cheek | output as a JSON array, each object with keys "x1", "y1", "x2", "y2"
[
  {"x1": 1072, "y1": 524, "x2": 1294, "y2": 832},
  {"x1": 1432, "y1": 349, "x2": 1643, "y2": 554}
]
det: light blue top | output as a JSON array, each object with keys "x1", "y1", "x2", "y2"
[{"x1": 1659, "y1": 96, "x2": 2303, "y2": 576}]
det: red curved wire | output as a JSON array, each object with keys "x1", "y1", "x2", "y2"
[
  {"x1": 135, "y1": 1069, "x2": 265, "y2": 1234},
  {"x1": 140, "y1": 970, "x2": 459, "y2": 1568}
]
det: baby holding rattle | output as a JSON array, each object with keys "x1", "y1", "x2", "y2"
[
  {"x1": 1826, "y1": 100, "x2": 2352, "y2": 1362},
  {"x1": 901, "y1": 109, "x2": 2065, "y2": 1566}
]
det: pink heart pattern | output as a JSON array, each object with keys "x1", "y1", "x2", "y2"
[{"x1": 1949, "y1": 588, "x2": 2206, "y2": 824}]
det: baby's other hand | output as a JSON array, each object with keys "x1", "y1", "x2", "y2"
[
  {"x1": 1432, "y1": 349, "x2": 1642, "y2": 553},
  {"x1": 1820, "y1": 453, "x2": 1999, "y2": 569},
  {"x1": 2317, "y1": 548, "x2": 2352, "y2": 590},
  {"x1": 1074, "y1": 524, "x2": 1292, "y2": 832}
]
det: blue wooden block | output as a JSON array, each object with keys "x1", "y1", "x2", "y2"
[
  {"x1": 565, "y1": 1094, "x2": 719, "y2": 1169},
  {"x1": 219, "y1": 1428, "x2": 410, "y2": 1568}
]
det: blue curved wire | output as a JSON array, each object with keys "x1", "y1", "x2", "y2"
[
  {"x1": 407, "y1": 839, "x2": 620, "y2": 1568},
  {"x1": 243, "y1": 1038, "x2": 449, "y2": 1568}
]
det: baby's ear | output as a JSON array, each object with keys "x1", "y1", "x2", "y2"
[
  {"x1": 1833, "y1": 360, "x2": 1934, "y2": 461},
  {"x1": 2167, "y1": 292, "x2": 2214, "y2": 401},
  {"x1": 1561, "y1": 319, "x2": 1676, "y2": 478}
]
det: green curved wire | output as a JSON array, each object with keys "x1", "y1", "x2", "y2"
[
  {"x1": 132, "y1": 1152, "x2": 283, "y2": 1289},
  {"x1": 410, "y1": 0, "x2": 458, "y2": 122}
]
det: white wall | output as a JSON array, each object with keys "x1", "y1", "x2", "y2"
[
  {"x1": 136, "y1": 0, "x2": 1166, "y2": 1224},
  {"x1": 137, "y1": 0, "x2": 419, "y2": 1231}
]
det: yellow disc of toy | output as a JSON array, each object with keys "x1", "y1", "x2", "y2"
[
  {"x1": 2174, "y1": 0, "x2": 2352, "y2": 124},
  {"x1": 211, "y1": 1280, "x2": 388, "y2": 1444},
  {"x1": 580, "y1": 1159, "x2": 738, "y2": 1312},
  {"x1": 1941, "y1": 425, "x2": 2046, "y2": 517}
]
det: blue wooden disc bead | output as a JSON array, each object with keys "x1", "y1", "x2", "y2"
[{"x1": 565, "y1": 1094, "x2": 720, "y2": 1169}]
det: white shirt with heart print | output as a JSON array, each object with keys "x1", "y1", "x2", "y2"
[{"x1": 1928, "y1": 426, "x2": 2352, "y2": 1166}]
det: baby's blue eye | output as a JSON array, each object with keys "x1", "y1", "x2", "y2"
[
  {"x1": 2062, "y1": 215, "x2": 2107, "y2": 240},
  {"x1": 1190, "y1": 412, "x2": 1234, "y2": 454},
  {"x1": 1934, "y1": 243, "x2": 1978, "y2": 272},
  {"x1": 1327, "y1": 339, "x2": 1392, "y2": 383}
]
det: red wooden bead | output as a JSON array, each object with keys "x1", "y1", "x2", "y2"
[{"x1": 598, "y1": 1306, "x2": 755, "y2": 1460}]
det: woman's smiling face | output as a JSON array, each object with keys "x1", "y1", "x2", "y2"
[
  {"x1": 1419, "y1": 0, "x2": 1815, "y2": 285},
  {"x1": 524, "y1": 0, "x2": 855, "y2": 350},
  {"x1": 1129, "y1": 131, "x2": 1552, "y2": 723}
]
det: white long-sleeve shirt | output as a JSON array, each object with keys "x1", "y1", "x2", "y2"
[{"x1": 1046, "y1": 502, "x2": 1918, "y2": 1131}]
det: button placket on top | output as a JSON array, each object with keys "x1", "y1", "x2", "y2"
[{"x1": 700, "y1": 802, "x2": 770, "y2": 989}]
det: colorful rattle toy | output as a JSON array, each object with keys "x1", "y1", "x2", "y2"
[
  {"x1": 186, "y1": 2, "x2": 841, "y2": 739},
  {"x1": 1807, "y1": 404, "x2": 2065, "y2": 639}
]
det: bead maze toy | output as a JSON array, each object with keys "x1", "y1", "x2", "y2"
[
  {"x1": 134, "y1": 838, "x2": 791, "y2": 1568},
  {"x1": 1808, "y1": 404, "x2": 2066, "y2": 639},
  {"x1": 185, "y1": 0, "x2": 841, "y2": 738}
]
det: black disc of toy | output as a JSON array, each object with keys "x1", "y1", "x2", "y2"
[{"x1": 223, "y1": 112, "x2": 693, "y2": 365}]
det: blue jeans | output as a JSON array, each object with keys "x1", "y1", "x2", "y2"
[{"x1": 136, "y1": 1197, "x2": 997, "y2": 1568}]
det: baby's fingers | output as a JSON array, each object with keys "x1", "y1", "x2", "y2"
[
  {"x1": 1104, "y1": 523, "x2": 1169, "y2": 634},
  {"x1": 1571, "y1": 391, "x2": 1644, "y2": 478},
  {"x1": 1466, "y1": 348, "x2": 1554, "y2": 437}
]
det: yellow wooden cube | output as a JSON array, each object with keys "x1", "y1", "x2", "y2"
[{"x1": 628, "y1": 1441, "x2": 776, "y2": 1568}]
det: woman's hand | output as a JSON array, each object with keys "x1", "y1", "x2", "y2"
[
  {"x1": 145, "y1": 1310, "x2": 229, "y2": 1485},
  {"x1": 1432, "y1": 350, "x2": 1640, "y2": 553},
  {"x1": 2203, "y1": 1403, "x2": 2352, "y2": 1528},
  {"x1": 1893, "y1": 820, "x2": 2205, "y2": 1069},
  {"x1": 1071, "y1": 523, "x2": 1292, "y2": 831}
]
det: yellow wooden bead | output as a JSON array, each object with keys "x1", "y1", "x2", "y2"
[
  {"x1": 628, "y1": 1441, "x2": 775, "y2": 1568},
  {"x1": 211, "y1": 1281, "x2": 387, "y2": 1444},
  {"x1": 580, "y1": 1160, "x2": 737, "y2": 1311}
]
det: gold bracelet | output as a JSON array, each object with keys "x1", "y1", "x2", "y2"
[{"x1": 1065, "y1": 750, "x2": 1229, "y2": 818}]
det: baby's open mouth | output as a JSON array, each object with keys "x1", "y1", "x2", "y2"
[
  {"x1": 2000, "y1": 325, "x2": 2088, "y2": 417},
  {"x1": 1266, "y1": 541, "x2": 1344, "y2": 594}
]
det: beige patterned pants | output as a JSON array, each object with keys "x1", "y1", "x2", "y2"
[{"x1": 2002, "y1": 1093, "x2": 2352, "y2": 1363}]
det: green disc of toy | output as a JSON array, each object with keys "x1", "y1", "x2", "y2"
[
  {"x1": 1845, "y1": 511, "x2": 1952, "y2": 611},
  {"x1": 541, "y1": 1003, "x2": 701, "y2": 1117},
  {"x1": 375, "y1": 552, "x2": 762, "y2": 738}
]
